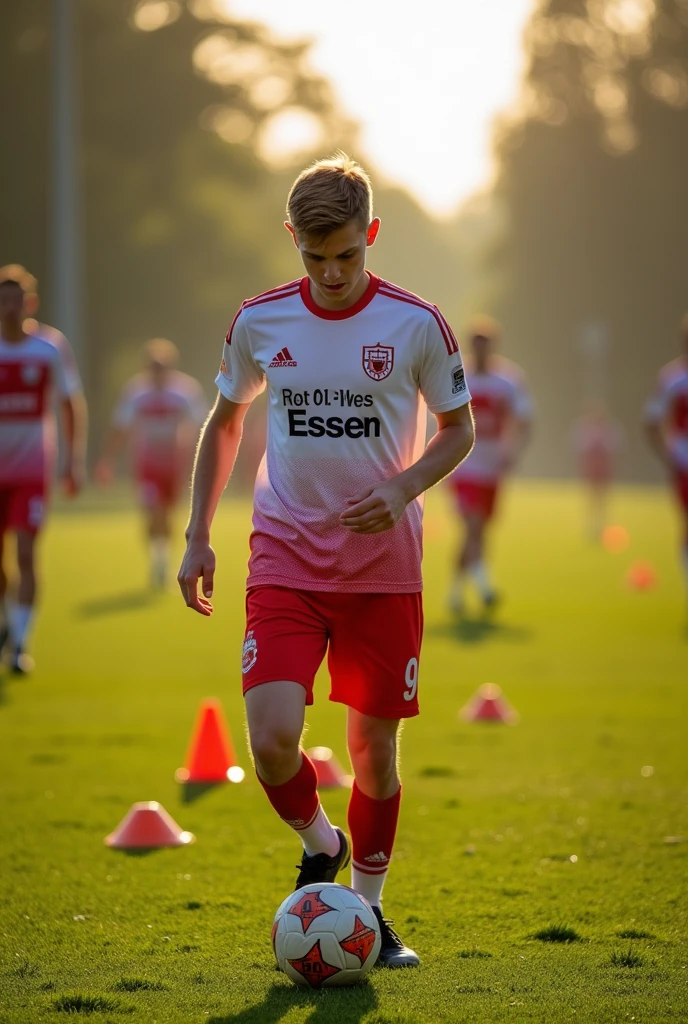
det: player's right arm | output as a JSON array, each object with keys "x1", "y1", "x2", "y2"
[
  {"x1": 178, "y1": 307, "x2": 265, "y2": 616},
  {"x1": 178, "y1": 396, "x2": 251, "y2": 615},
  {"x1": 95, "y1": 386, "x2": 135, "y2": 485},
  {"x1": 644, "y1": 376, "x2": 673, "y2": 469}
]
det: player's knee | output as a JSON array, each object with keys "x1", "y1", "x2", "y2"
[
  {"x1": 349, "y1": 728, "x2": 397, "y2": 781},
  {"x1": 250, "y1": 725, "x2": 300, "y2": 772}
]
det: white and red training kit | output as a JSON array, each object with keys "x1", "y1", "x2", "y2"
[
  {"x1": 216, "y1": 273, "x2": 470, "y2": 717},
  {"x1": 113, "y1": 372, "x2": 207, "y2": 507},
  {"x1": 0, "y1": 331, "x2": 78, "y2": 534},
  {"x1": 645, "y1": 357, "x2": 688, "y2": 511},
  {"x1": 448, "y1": 360, "x2": 532, "y2": 519}
]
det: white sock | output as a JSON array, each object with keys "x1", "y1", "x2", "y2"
[
  {"x1": 9, "y1": 604, "x2": 34, "y2": 649},
  {"x1": 352, "y1": 866, "x2": 387, "y2": 911},
  {"x1": 449, "y1": 572, "x2": 466, "y2": 606},
  {"x1": 299, "y1": 805, "x2": 340, "y2": 857},
  {"x1": 150, "y1": 538, "x2": 169, "y2": 583},
  {"x1": 469, "y1": 559, "x2": 493, "y2": 599}
]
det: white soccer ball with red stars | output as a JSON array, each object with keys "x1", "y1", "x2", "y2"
[{"x1": 272, "y1": 883, "x2": 381, "y2": 988}]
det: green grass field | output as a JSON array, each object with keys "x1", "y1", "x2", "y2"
[{"x1": 0, "y1": 482, "x2": 686, "y2": 1023}]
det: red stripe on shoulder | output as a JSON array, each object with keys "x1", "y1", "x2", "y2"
[
  {"x1": 226, "y1": 281, "x2": 301, "y2": 342},
  {"x1": 224, "y1": 306, "x2": 243, "y2": 346},
  {"x1": 378, "y1": 284, "x2": 458, "y2": 355},
  {"x1": 243, "y1": 279, "x2": 302, "y2": 308}
]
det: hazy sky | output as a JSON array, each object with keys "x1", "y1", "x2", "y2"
[{"x1": 229, "y1": 0, "x2": 534, "y2": 217}]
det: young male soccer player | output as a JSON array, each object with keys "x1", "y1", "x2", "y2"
[
  {"x1": 177, "y1": 155, "x2": 475, "y2": 968},
  {"x1": 573, "y1": 401, "x2": 622, "y2": 541},
  {"x1": 644, "y1": 315, "x2": 688, "y2": 599},
  {"x1": 96, "y1": 339, "x2": 207, "y2": 588},
  {"x1": 446, "y1": 320, "x2": 532, "y2": 614},
  {"x1": 0, "y1": 267, "x2": 85, "y2": 672}
]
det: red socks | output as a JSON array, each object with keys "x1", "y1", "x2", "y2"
[
  {"x1": 348, "y1": 781, "x2": 401, "y2": 877},
  {"x1": 257, "y1": 753, "x2": 319, "y2": 831}
]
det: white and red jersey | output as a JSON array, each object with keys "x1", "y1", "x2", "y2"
[
  {"x1": 216, "y1": 273, "x2": 470, "y2": 593},
  {"x1": 0, "y1": 333, "x2": 72, "y2": 485},
  {"x1": 573, "y1": 414, "x2": 622, "y2": 481},
  {"x1": 450, "y1": 360, "x2": 532, "y2": 484},
  {"x1": 645, "y1": 358, "x2": 688, "y2": 470},
  {"x1": 113, "y1": 371, "x2": 207, "y2": 475}
]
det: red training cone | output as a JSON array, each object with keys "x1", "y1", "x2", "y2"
[
  {"x1": 460, "y1": 684, "x2": 519, "y2": 724},
  {"x1": 626, "y1": 560, "x2": 657, "y2": 591},
  {"x1": 176, "y1": 699, "x2": 245, "y2": 784},
  {"x1": 306, "y1": 746, "x2": 353, "y2": 789},
  {"x1": 104, "y1": 801, "x2": 194, "y2": 849}
]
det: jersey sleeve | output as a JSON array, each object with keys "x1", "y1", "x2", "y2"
[
  {"x1": 215, "y1": 306, "x2": 266, "y2": 404},
  {"x1": 49, "y1": 344, "x2": 71, "y2": 399},
  {"x1": 112, "y1": 385, "x2": 138, "y2": 429},
  {"x1": 418, "y1": 309, "x2": 471, "y2": 414},
  {"x1": 510, "y1": 378, "x2": 534, "y2": 421},
  {"x1": 644, "y1": 378, "x2": 670, "y2": 423},
  {"x1": 52, "y1": 331, "x2": 83, "y2": 396}
]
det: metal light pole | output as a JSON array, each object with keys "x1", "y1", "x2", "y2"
[{"x1": 51, "y1": 0, "x2": 84, "y2": 370}]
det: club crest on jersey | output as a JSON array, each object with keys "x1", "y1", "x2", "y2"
[
  {"x1": 242, "y1": 630, "x2": 257, "y2": 674},
  {"x1": 20, "y1": 363, "x2": 42, "y2": 386},
  {"x1": 362, "y1": 345, "x2": 394, "y2": 381}
]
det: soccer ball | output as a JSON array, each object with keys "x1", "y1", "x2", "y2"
[{"x1": 272, "y1": 883, "x2": 381, "y2": 988}]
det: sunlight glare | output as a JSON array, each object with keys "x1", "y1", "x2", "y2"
[{"x1": 256, "y1": 108, "x2": 323, "y2": 168}]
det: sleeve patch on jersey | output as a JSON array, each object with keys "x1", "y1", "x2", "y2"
[
  {"x1": 451, "y1": 366, "x2": 467, "y2": 395},
  {"x1": 220, "y1": 357, "x2": 230, "y2": 378}
]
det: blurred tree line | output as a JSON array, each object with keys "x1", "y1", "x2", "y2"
[
  {"x1": 0, "y1": 0, "x2": 470, "y2": 482},
  {"x1": 489, "y1": 0, "x2": 688, "y2": 480}
]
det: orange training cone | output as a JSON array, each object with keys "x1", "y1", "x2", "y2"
[
  {"x1": 176, "y1": 699, "x2": 245, "y2": 784},
  {"x1": 306, "y1": 746, "x2": 353, "y2": 789},
  {"x1": 104, "y1": 801, "x2": 194, "y2": 849},
  {"x1": 460, "y1": 684, "x2": 519, "y2": 724},
  {"x1": 626, "y1": 560, "x2": 657, "y2": 591}
]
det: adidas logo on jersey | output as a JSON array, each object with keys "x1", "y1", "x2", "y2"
[
  {"x1": 364, "y1": 851, "x2": 388, "y2": 863},
  {"x1": 269, "y1": 347, "x2": 297, "y2": 368}
]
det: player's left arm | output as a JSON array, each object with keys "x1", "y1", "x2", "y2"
[
  {"x1": 341, "y1": 404, "x2": 475, "y2": 535},
  {"x1": 50, "y1": 340, "x2": 87, "y2": 497}
]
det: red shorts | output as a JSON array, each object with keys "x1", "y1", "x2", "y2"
[
  {"x1": 136, "y1": 468, "x2": 182, "y2": 509},
  {"x1": 451, "y1": 479, "x2": 499, "y2": 520},
  {"x1": 0, "y1": 482, "x2": 47, "y2": 536},
  {"x1": 242, "y1": 586, "x2": 423, "y2": 719}
]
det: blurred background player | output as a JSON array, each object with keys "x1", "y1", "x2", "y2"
[
  {"x1": 96, "y1": 339, "x2": 207, "y2": 588},
  {"x1": 0, "y1": 263, "x2": 88, "y2": 413},
  {"x1": 446, "y1": 319, "x2": 533, "y2": 614},
  {"x1": 573, "y1": 400, "x2": 623, "y2": 541},
  {"x1": 0, "y1": 267, "x2": 86, "y2": 673},
  {"x1": 644, "y1": 314, "x2": 688, "y2": 601}
]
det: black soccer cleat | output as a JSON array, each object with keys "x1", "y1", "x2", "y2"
[
  {"x1": 372, "y1": 906, "x2": 420, "y2": 968},
  {"x1": 294, "y1": 827, "x2": 350, "y2": 890},
  {"x1": 10, "y1": 646, "x2": 34, "y2": 676}
]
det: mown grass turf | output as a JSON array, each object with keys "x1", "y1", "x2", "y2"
[{"x1": 0, "y1": 482, "x2": 686, "y2": 1023}]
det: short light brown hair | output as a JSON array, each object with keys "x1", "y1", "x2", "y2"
[
  {"x1": 467, "y1": 315, "x2": 500, "y2": 344},
  {"x1": 144, "y1": 337, "x2": 179, "y2": 368},
  {"x1": 287, "y1": 152, "x2": 373, "y2": 240},
  {"x1": 0, "y1": 264, "x2": 37, "y2": 294}
]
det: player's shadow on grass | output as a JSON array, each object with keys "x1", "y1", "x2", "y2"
[
  {"x1": 427, "y1": 614, "x2": 533, "y2": 646},
  {"x1": 208, "y1": 980, "x2": 377, "y2": 1024},
  {"x1": 75, "y1": 589, "x2": 159, "y2": 619}
]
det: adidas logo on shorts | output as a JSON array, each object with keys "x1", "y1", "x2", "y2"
[{"x1": 269, "y1": 347, "x2": 297, "y2": 368}]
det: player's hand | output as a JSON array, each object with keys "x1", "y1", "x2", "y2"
[
  {"x1": 61, "y1": 462, "x2": 84, "y2": 498},
  {"x1": 178, "y1": 537, "x2": 216, "y2": 616},
  {"x1": 94, "y1": 459, "x2": 114, "y2": 486},
  {"x1": 340, "y1": 481, "x2": 409, "y2": 534}
]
